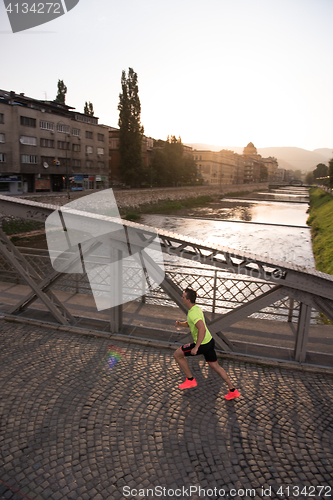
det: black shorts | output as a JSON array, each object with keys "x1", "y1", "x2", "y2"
[{"x1": 181, "y1": 338, "x2": 217, "y2": 363}]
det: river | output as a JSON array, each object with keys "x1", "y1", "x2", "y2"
[{"x1": 141, "y1": 186, "x2": 315, "y2": 269}]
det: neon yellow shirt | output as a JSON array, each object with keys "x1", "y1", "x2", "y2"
[{"x1": 187, "y1": 305, "x2": 212, "y2": 344}]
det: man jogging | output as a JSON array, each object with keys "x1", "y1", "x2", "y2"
[{"x1": 174, "y1": 288, "x2": 240, "y2": 400}]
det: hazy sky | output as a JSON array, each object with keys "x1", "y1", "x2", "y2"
[{"x1": 1, "y1": 0, "x2": 332, "y2": 150}]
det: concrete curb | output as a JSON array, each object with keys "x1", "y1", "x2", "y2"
[{"x1": 2, "y1": 313, "x2": 333, "y2": 376}]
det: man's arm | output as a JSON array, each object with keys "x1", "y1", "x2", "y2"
[
  {"x1": 175, "y1": 320, "x2": 189, "y2": 328},
  {"x1": 191, "y1": 320, "x2": 206, "y2": 355}
]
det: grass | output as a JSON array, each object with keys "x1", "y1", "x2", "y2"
[
  {"x1": 2, "y1": 218, "x2": 44, "y2": 235},
  {"x1": 121, "y1": 195, "x2": 213, "y2": 218},
  {"x1": 306, "y1": 188, "x2": 333, "y2": 275},
  {"x1": 123, "y1": 213, "x2": 141, "y2": 221}
]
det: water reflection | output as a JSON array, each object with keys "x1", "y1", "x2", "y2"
[{"x1": 141, "y1": 187, "x2": 315, "y2": 269}]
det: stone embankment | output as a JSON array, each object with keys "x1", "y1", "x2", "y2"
[
  {"x1": 19, "y1": 182, "x2": 267, "y2": 211},
  {"x1": 0, "y1": 183, "x2": 268, "y2": 232}
]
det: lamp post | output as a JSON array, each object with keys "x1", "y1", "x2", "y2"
[
  {"x1": 58, "y1": 121, "x2": 70, "y2": 199},
  {"x1": 65, "y1": 132, "x2": 70, "y2": 200}
]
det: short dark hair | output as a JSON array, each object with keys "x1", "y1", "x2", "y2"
[{"x1": 185, "y1": 288, "x2": 196, "y2": 304}]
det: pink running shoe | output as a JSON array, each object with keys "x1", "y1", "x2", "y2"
[
  {"x1": 225, "y1": 389, "x2": 240, "y2": 400},
  {"x1": 179, "y1": 378, "x2": 197, "y2": 389}
]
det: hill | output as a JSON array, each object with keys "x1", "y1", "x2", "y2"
[{"x1": 186, "y1": 144, "x2": 333, "y2": 172}]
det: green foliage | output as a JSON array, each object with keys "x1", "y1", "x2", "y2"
[
  {"x1": 328, "y1": 158, "x2": 333, "y2": 189},
  {"x1": 305, "y1": 171, "x2": 314, "y2": 185},
  {"x1": 56, "y1": 79, "x2": 67, "y2": 103},
  {"x1": 151, "y1": 135, "x2": 197, "y2": 186},
  {"x1": 2, "y1": 218, "x2": 44, "y2": 235},
  {"x1": 306, "y1": 188, "x2": 333, "y2": 275},
  {"x1": 142, "y1": 195, "x2": 212, "y2": 214},
  {"x1": 118, "y1": 68, "x2": 144, "y2": 188},
  {"x1": 123, "y1": 213, "x2": 141, "y2": 221},
  {"x1": 84, "y1": 101, "x2": 94, "y2": 116},
  {"x1": 313, "y1": 163, "x2": 328, "y2": 179}
]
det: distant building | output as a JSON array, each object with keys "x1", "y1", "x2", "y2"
[
  {"x1": 0, "y1": 89, "x2": 109, "y2": 194},
  {"x1": 243, "y1": 142, "x2": 279, "y2": 182},
  {"x1": 191, "y1": 142, "x2": 276, "y2": 185},
  {"x1": 193, "y1": 149, "x2": 239, "y2": 185}
]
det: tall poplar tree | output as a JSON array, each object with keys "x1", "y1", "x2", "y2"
[
  {"x1": 118, "y1": 68, "x2": 144, "y2": 187},
  {"x1": 84, "y1": 101, "x2": 94, "y2": 115},
  {"x1": 56, "y1": 79, "x2": 67, "y2": 103}
]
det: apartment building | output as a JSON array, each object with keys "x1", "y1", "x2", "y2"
[
  {"x1": 0, "y1": 89, "x2": 109, "y2": 194},
  {"x1": 193, "y1": 149, "x2": 239, "y2": 185},
  {"x1": 243, "y1": 142, "x2": 279, "y2": 182}
]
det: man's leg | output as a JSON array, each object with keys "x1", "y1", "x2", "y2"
[
  {"x1": 174, "y1": 347, "x2": 197, "y2": 389},
  {"x1": 208, "y1": 361, "x2": 235, "y2": 389},
  {"x1": 174, "y1": 347, "x2": 193, "y2": 379}
]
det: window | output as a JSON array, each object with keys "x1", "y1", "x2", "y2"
[
  {"x1": 72, "y1": 128, "x2": 80, "y2": 137},
  {"x1": 57, "y1": 123, "x2": 70, "y2": 134},
  {"x1": 85, "y1": 131, "x2": 93, "y2": 139},
  {"x1": 86, "y1": 160, "x2": 93, "y2": 168},
  {"x1": 98, "y1": 133, "x2": 104, "y2": 141},
  {"x1": 40, "y1": 120, "x2": 54, "y2": 131},
  {"x1": 0, "y1": 114, "x2": 4, "y2": 124},
  {"x1": 40, "y1": 138, "x2": 54, "y2": 148},
  {"x1": 20, "y1": 136, "x2": 37, "y2": 146},
  {"x1": 72, "y1": 143, "x2": 81, "y2": 152},
  {"x1": 72, "y1": 159, "x2": 81, "y2": 167},
  {"x1": 0, "y1": 182, "x2": 9, "y2": 191},
  {"x1": 75, "y1": 114, "x2": 98, "y2": 125},
  {"x1": 21, "y1": 155, "x2": 37, "y2": 164},
  {"x1": 97, "y1": 147, "x2": 104, "y2": 155},
  {"x1": 57, "y1": 141, "x2": 70, "y2": 150},
  {"x1": 97, "y1": 162, "x2": 104, "y2": 168},
  {"x1": 86, "y1": 146, "x2": 93, "y2": 154},
  {"x1": 20, "y1": 116, "x2": 36, "y2": 127},
  {"x1": 0, "y1": 133, "x2": 5, "y2": 143},
  {"x1": 0, "y1": 153, "x2": 6, "y2": 162}
]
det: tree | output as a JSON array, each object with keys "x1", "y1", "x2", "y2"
[
  {"x1": 328, "y1": 158, "x2": 333, "y2": 189},
  {"x1": 84, "y1": 101, "x2": 94, "y2": 116},
  {"x1": 305, "y1": 171, "x2": 314, "y2": 185},
  {"x1": 56, "y1": 79, "x2": 67, "y2": 103},
  {"x1": 151, "y1": 136, "x2": 197, "y2": 187},
  {"x1": 313, "y1": 163, "x2": 328, "y2": 179},
  {"x1": 118, "y1": 68, "x2": 144, "y2": 187}
]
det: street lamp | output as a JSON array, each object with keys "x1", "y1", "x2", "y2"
[
  {"x1": 57, "y1": 121, "x2": 70, "y2": 199},
  {"x1": 65, "y1": 132, "x2": 70, "y2": 200}
]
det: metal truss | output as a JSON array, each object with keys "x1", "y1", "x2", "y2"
[{"x1": 0, "y1": 194, "x2": 332, "y2": 364}]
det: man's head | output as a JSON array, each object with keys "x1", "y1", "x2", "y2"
[{"x1": 182, "y1": 288, "x2": 196, "y2": 307}]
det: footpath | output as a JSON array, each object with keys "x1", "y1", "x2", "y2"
[{"x1": 0, "y1": 315, "x2": 333, "y2": 500}]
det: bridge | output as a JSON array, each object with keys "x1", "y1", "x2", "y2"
[{"x1": 0, "y1": 193, "x2": 332, "y2": 367}]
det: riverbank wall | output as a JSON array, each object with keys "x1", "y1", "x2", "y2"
[
  {"x1": 113, "y1": 183, "x2": 267, "y2": 211},
  {"x1": 0, "y1": 182, "x2": 267, "y2": 234},
  {"x1": 21, "y1": 182, "x2": 268, "y2": 210}
]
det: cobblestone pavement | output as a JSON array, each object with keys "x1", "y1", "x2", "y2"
[{"x1": 0, "y1": 320, "x2": 332, "y2": 500}]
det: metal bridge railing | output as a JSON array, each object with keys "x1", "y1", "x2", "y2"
[{"x1": 0, "y1": 247, "x2": 312, "y2": 323}]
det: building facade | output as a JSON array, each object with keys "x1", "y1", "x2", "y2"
[
  {"x1": 0, "y1": 89, "x2": 109, "y2": 194},
  {"x1": 193, "y1": 149, "x2": 242, "y2": 185}
]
